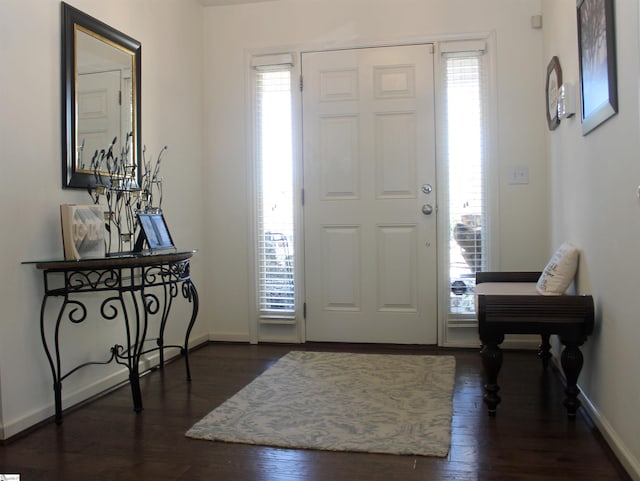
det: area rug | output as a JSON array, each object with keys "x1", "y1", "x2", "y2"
[{"x1": 185, "y1": 351, "x2": 456, "y2": 457}]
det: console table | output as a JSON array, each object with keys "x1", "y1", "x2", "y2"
[{"x1": 25, "y1": 251, "x2": 199, "y2": 424}]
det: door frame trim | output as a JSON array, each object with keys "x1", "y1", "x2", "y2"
[
  {"x1": 246, "y1": 31, "x2": 497, "y2": 345},
  {"x1": 434, "y1": 32, "x2": 500, "y2": 347}
]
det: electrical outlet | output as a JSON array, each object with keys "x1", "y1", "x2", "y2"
[{"x1": 508, "y1": 166, "x2": 529, "y2": 185}]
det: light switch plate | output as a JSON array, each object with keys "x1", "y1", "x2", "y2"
[{"x1": 508, "y1": 166, "x2": 529, "y2": 185}]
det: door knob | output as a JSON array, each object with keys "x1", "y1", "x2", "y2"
[{"x1": 421, "y1": 204, "x2": 433, "y2": 215}]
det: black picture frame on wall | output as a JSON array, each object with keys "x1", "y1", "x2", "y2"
[{"x1": 577, "y1": 0, "x2": 617, "y2": 135}]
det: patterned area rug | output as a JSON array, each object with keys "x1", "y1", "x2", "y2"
[{"x1": 186, "y1": 351, "x2": 456, "y2": 457}]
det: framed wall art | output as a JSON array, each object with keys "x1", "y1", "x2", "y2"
[{"x1": 577, "y1": 0, "x2": 617, "y2": 135}]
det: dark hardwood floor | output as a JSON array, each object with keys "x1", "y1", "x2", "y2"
[{"x1": 0, "y1": 342, "x2": 631, "y2": 481}]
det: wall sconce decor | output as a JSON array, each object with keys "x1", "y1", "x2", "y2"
[
  {"x1": 545, "y1": 56, "x2": 562, "y2": 131},
  {"x1": 558, "y1": 83, "x2": 576, "y2": 119}
]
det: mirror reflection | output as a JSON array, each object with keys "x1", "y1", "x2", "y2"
[
  {"x1": 75, "y1": 27, "x2": 134, "y2": 173},
  {"x1": 62, "y1": 2, "x2": 141, "y2": 189}
]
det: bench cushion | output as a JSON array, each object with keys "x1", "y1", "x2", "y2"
[
  {"x1": 476, "y1": 282, "x2": 538, "y2": 296},
  {"x1": 475, "y1": 282, "x2": 538, "y2": 311}
]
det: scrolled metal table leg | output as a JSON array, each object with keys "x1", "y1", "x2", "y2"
[
  {"x1": 182, "y1": 279, "x2": 199, "y2": 381},
  {"x1": 41, "y1": 293, "x2": 72, "y2": 425}
]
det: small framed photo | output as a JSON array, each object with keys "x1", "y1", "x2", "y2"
[
  {"x1": 137, "y1": 213, "x2": 175, "y2": 251},
  {"x1": 577, "y1": 0, "x2": 618, "y2": 135}
]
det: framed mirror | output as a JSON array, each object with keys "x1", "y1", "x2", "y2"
[{"x1": 61, "y1": 2, "x2": 141, "y2": 189}]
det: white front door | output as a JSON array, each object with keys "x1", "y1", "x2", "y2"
[{"x1": 302, "y1": 45, "x2": 437, "y2": 344}]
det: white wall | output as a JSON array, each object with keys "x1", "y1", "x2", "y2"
[
  {"x1": 0, "y1": 0, "x2": 206, "y2": 438},
  {"x1": 203, "y1": 0, "x2": 550, "y2": 341},
  {"x1": 542, "y1": 1, "x2": 640, "y2": 478}
]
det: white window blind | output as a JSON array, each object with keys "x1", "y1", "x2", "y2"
[
  {"x1": 442, "y1": 47, "x2": 489, "y2": 316},
  {"x1": 254, "y1": 62, "x2": 296, "y2": 318}
]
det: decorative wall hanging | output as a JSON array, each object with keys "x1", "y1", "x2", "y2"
[
  {"x1": 546, "y1": 56, "x2": 562, "y2": 131},
  {"x1": 577, "y1": 0, "x2": 618, "y2": 135}
]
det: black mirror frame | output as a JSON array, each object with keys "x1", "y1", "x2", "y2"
[{"x1": 61, "y1": 2, "x2": 142, "y2": 189}]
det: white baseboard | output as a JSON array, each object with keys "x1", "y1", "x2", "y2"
[
  {"x1": 257, "y1": 335, "x2": 303, "y2": 344},
  {"x1": 1, "y1": 368, "x2": 131, "y2": 440},
  {"x1": 548, "y1": 356, "x2": 640, "y2": 481},
  {"x1": 442, "y1": 336, "x2": 540, "y2": 350},
  {"x1": 579, "y1": 390, "x2": 640, "y2": 481},
  {"x1": 187, "y1": 332, "x2": 211, "y2": 349},
  {"x1": 208, "y1": 332, "x2": 251, "y2": 343},
  {"x1": 1, "y1": 332, "x2": 211, "y2": 441}
]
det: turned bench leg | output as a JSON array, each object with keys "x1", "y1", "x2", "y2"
[
  {"x1": 538, "y1": 334, "x2": 552, "y2": 370},
  {"x1": 480, "y1": 338, "x2": 503, "y2": 417},
  {"x1": 560, "y1": 341, "x2": 584, "y2": 418},
  {"x1": 481, "y1": 335, "x2": 585, "y2": 418}
]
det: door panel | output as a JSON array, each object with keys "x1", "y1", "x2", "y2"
[
  {"x1": 77, "y1": 70, "x2": 121, "y2": 169},
  {"x1": 321, "y1": 225, "x2": 361, "y2": 310},
  {"x1": 302, "y1": 45, "x2": 437, "y2": 344},
  {"x1": 375, "y1": 112, "x2": 417, "y2": 198},
  {"x1": 319, "y1": 115, "x2": 359, "y2": 199},
  {"x1": 376, "y1": 224, "x2": 418, "y2": 311}
]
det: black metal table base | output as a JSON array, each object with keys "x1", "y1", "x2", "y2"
[{"x1": 32, "y1": 251, "x2": 199, "y2": 424}]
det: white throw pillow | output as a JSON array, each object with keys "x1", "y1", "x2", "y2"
[{"x1": 536, "y1": 242, "x2": 579, "y2": 295}]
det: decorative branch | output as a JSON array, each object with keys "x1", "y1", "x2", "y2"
[{"x1": 87, "y1": 136, "x2": 167, "y2": 254}]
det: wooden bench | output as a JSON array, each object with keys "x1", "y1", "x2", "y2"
[{"x1": 475, "y1": 271, "x2": 594, "y2": 418}]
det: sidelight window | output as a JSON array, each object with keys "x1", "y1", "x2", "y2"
[
  {"x1": 441, "y1": 42, "x2": 490, "y2": 318},
  {"x1": 253, "y1": 56, "x2": 296, "y2": 319}
]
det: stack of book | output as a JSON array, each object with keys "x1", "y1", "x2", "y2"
[{"x1": 60, "y1": 204, "x2": 106, "y2": 260}]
